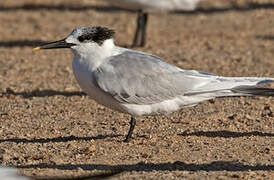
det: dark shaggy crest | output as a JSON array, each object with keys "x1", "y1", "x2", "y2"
[{"x1": 77, "y1": 26, "x2": 115, "y2": 45}]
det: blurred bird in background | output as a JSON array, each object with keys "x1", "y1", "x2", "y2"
[{"x1": 102, "y1": 0, "x2": 202, "y2": 47}]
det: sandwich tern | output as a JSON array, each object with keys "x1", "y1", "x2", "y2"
[
  {"x1": 102, "y1": 0, "x2": 202, "y2": 47},
  {"x1": 34, "y1": 26, "x2": 274, "y2": 142}
]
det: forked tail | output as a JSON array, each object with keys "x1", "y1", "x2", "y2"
[
  {"x1": 232, "y1": 85, "x2": 274, "y2": 96},
  {"x1": 186, "y1": 77, "x2": 274, "y2": 98},
  {"x1": 216, "y1": 77, "x2": 274, "y2": 97}
]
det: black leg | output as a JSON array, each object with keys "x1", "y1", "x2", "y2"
[
  {"x1": 132, "y1": 10, "x2": 145, "y2": 47},
  {"x1": 140, "y1": 12, "x2": 148, "y2": 47},
  {"x1": 124, "y1": 116, "x2": 136, "y2": 142}
]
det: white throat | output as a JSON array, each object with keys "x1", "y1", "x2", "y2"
[{"x1": 72, "y1": 39, "x2": 115, "y2": 70}]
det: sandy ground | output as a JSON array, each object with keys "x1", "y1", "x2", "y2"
[{"x1": 0, "y1": 0, "x2": 273, "y2": 179}]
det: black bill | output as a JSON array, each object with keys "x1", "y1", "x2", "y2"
[{"x1": 34, "y1": 39, "x2": 76, "y2": 50}]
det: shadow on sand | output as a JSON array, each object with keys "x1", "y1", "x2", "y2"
[
  {"x1": 255, "y1": 35, "x2": 274, "y2": 41},
  {"x1": 0, "y1": 40, "x2": 48, "y2": 48},
  {"x1": 179, "y1": 130, "x2": 274, "y2": 138},
  {"x1": 0, "y1": 4, "x2": 132, "y2": 12},
  {"x1": 0, "y1": 2, "x2": 273, "y2": 14},
  {"x1": 1, "y1": 88, "x2": 86, "y2": 98},
  {"x1": 15, "y1": 161, "x2": 274, "y2": 172},
  {"x1": 0, "y1": 134, "x2": 122, "y2": 144}
]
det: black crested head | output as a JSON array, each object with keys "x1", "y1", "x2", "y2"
[{"x1": 77, "y1": 26, "x2": 115, "y2": 45}]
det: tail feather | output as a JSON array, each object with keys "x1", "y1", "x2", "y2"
[
  {"x1": 188, "y1": 77, "x2": 274, "y2": 98},
  {"x1": 232, "y1": 85, "x2": 274, "y2": 96},
  {"x1": 182, "y1": 76, "x2": 273, "y2": 106},
  {"x1": 220, "y1": 77, "x2": 274, "y2": 97}
]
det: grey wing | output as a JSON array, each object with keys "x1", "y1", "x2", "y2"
[{"x1": 94, "y1": 51, "x2": 214, "y2": 105}]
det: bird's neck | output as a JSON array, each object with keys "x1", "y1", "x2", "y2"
[{"x1": 73, "y1": 39, "x2": 116, "y2": 70}]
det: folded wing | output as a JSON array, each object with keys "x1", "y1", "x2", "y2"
[{"x1": 93, "y1": 51, "x2": 217, "y2": 105}]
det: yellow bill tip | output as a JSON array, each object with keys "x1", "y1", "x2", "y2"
[{"x1": 33, "y1": 46, "x2": 40, "y2": 50}]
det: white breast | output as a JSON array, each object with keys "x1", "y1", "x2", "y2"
[{"x1": 72, "y1": 56, "x2": 126, "y2": 113}]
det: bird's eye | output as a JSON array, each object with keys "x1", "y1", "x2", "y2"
[
  {"x1": 78, "y1": 36, "x2": 84, "y2": 42},
  {"x1": 86, "y1": 36, "x2": 91, "y2": 40}
]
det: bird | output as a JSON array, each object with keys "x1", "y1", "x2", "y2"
[
  {"x1": 102, "y1": 0, "x2": 202, "y2": 47},
  {"x1": 34, "y1": 26, "x2": 274, "y2": 142}
]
